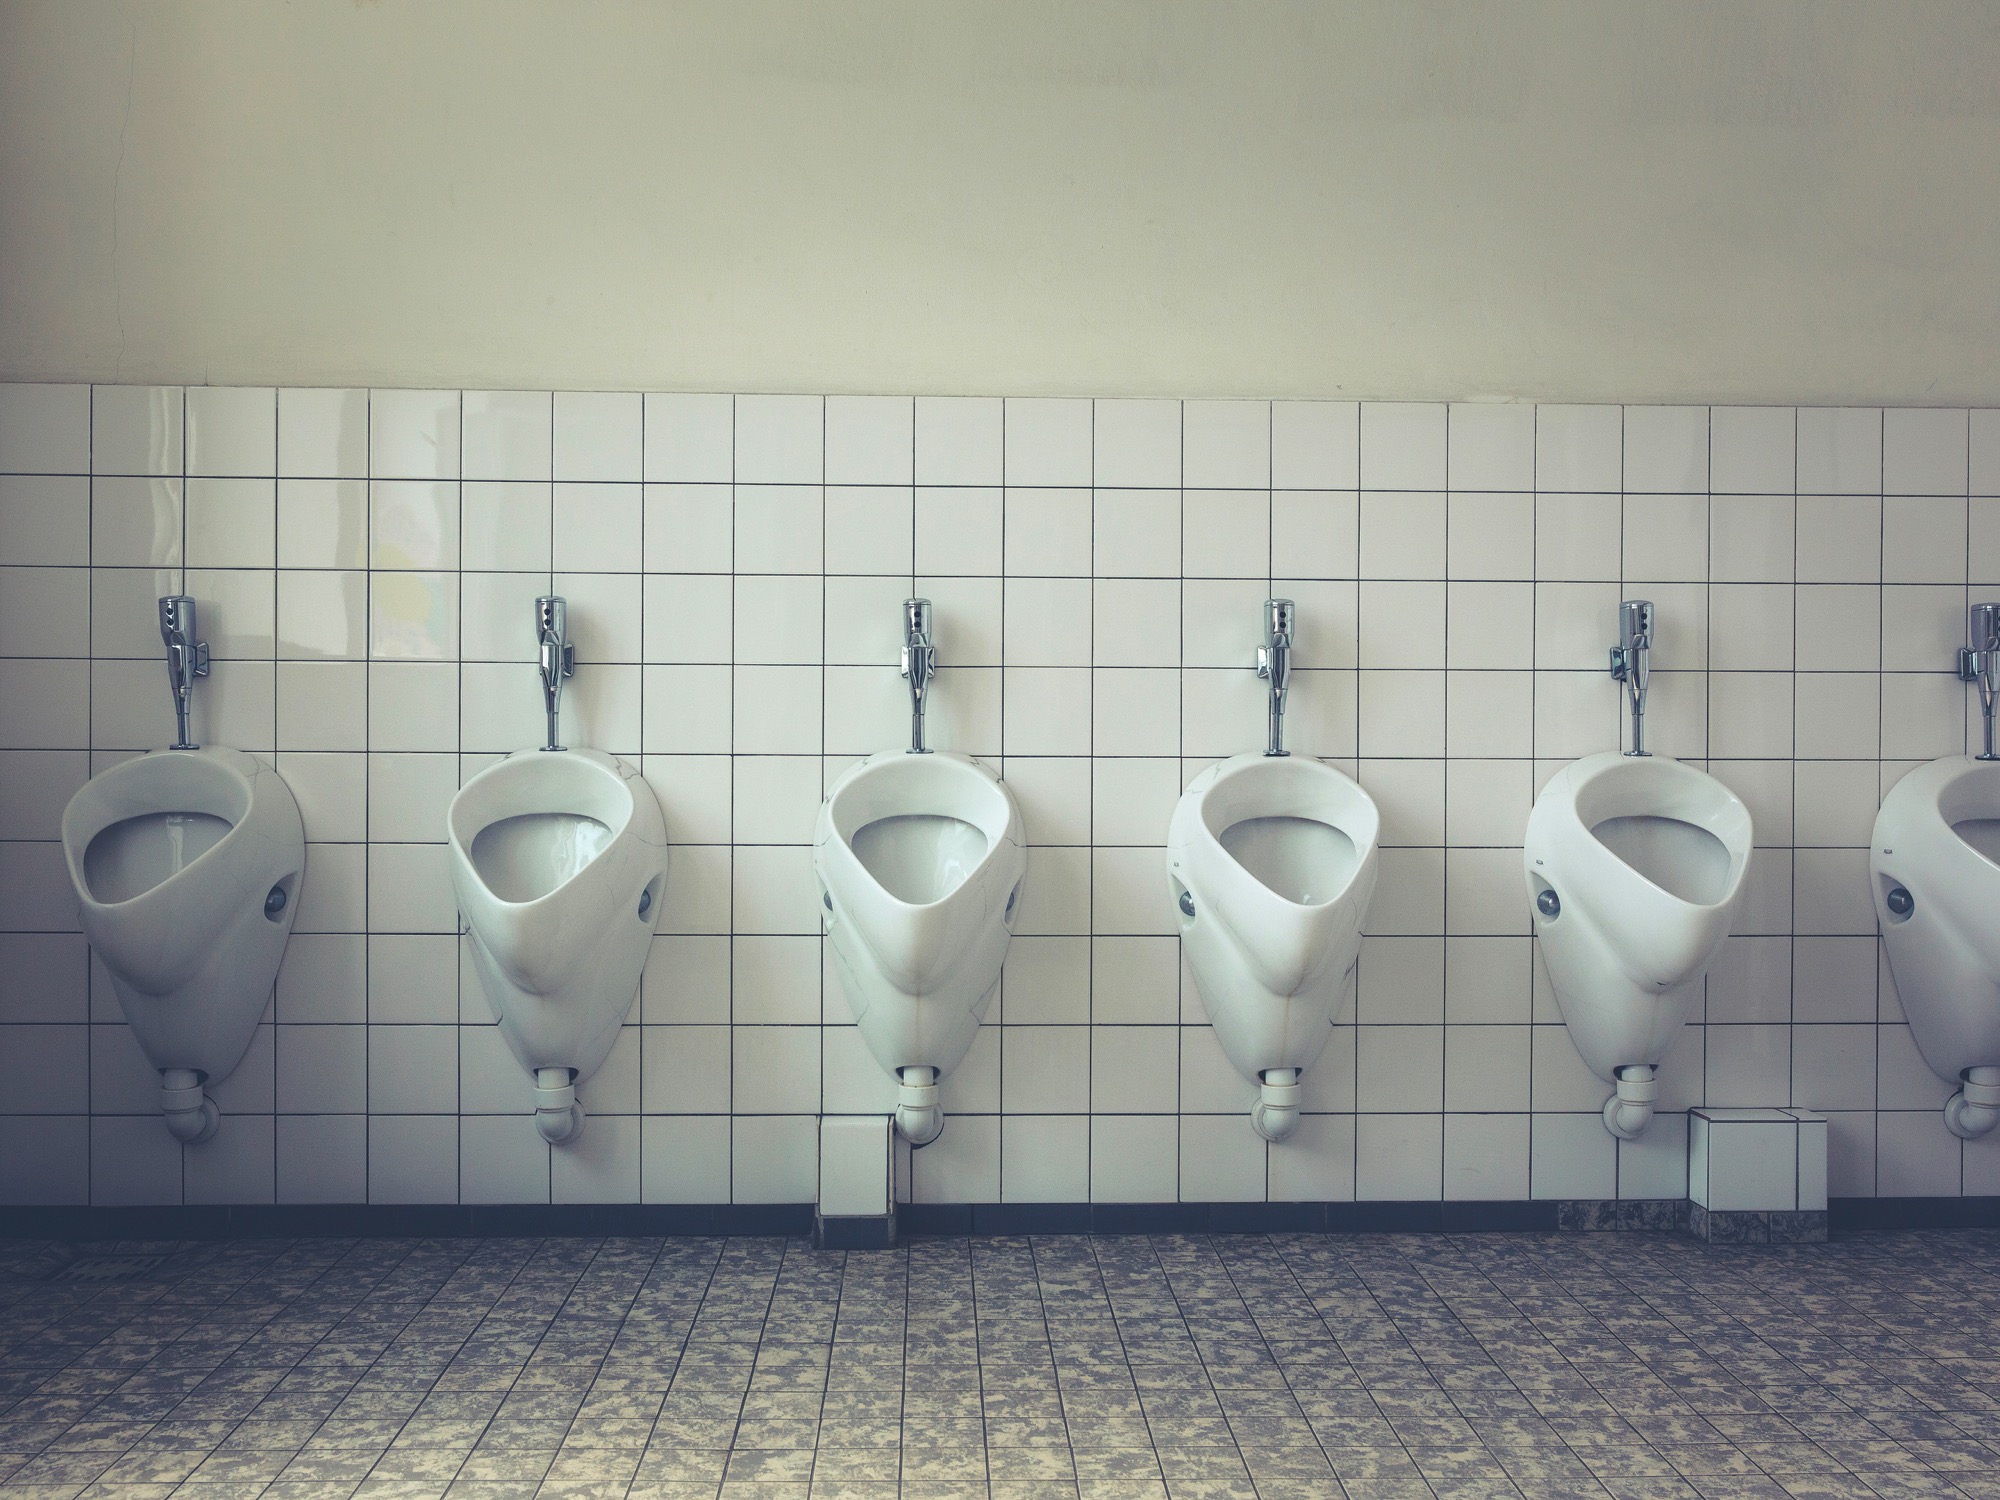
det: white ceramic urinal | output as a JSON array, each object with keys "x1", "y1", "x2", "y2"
[
  {"x1": 814, "y1": 750, "x2": 1027, "y2": 1145},
  {"x1": 1526, "y1": 752, "x2": 1752, "y2": 1138},
  {"x1": 449, "y1": 748, "x2": 667, "y2": 1143},
  {"x1": 1168, "y1": 754, "x2": 1380, "y2": 1141},
  {"x1": 62, "y1": 747, "x2": 305, "y2": 1142},
  {"x1": 1873, "y1": 757, "x2": 2000, "y2": 1139}
]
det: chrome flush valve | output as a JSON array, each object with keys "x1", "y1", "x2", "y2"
[
  {"x1": 1608, "y1": 599, "x2": 1654, "y2": 757},
  {"x1": 901, "y1": 598, "x2": 936, "y2": 754},
  {"x1": 158, "y1": 595, "x2": 210, "y2": 751},
  {"x1": 1256, "y1": 598, "x2": 1295, "y2": 757},
  {"x1": 1959, "y1": 602, "x2": 2000, "y2": 761},
  {"x1": 536, "y1": 595, "x2": 576, "y2": 752}
]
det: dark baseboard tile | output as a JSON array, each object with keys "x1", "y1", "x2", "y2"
[
  {"x1": 1689, "y1": 1205, "x2": 1830, "y2": 1244},
  {"x1": 4, "y1": 1196, "x2": 1995, "y2": 1241},
  {"x1": 0, "y1": 1203, "x2": 816, "y2": 1240},
  {"x1": 1556, "y1": 1199, "x2": 1689, "y2": 1233}
]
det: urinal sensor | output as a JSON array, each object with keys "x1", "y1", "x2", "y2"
[
  {"x1": 158, "y1": 595, "x2": 210, "y2": 751},
  {"x1": 1607, "y1": 599, "x2": 1653, "y2": 757},
  {"x1": 1255, "y1": 598, "x2": 1295, "y2": 757},
  {"x1": 535, "y1": 595, "x2": 577, "y2": 752},
  {"x1": 1956, "y1": 602, "x2": 2000, "y2": 760},
  {"x1": 900, "y1": 598, "x2": 936, "y2": 754}
]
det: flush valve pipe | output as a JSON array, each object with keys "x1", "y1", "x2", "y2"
[
  {"x1": 536, "y1": 596, "x2": 576, "y2": 753},
  {"x1": 896, "y1": 1065, "x2": 943, "y2": 1146},
  {"x1": 159, "y1": 1067, "x2": 219, "y2": 1144},
  {"x1": 1608, "y1": 600, "x2": 1653, "y2": 757},
  {"x1": 900, "y1": 599, "x2": 936, "y2": 754},
  {"x1": 1256, "y1": 599, "x2": 1295, "y2": 757},
  {"x1": 159, "y1": 596, "x2": 210, "y2": 751},
  {"x1": 1252, "y1": 1068, "x2": 1302, "y2": 1142},
  {"x1": 1601, "y1": 1063, "x2": 1658, "y2": 1140},
  {"x1": 534, "y1": 1066, "x2": 584, "y2": 1143},
  {"x1": 1957, "y1": 603, "x2": 2000, "y2": 761},
  {"x1": 1945, "y1": 1066, "x2": 2000, "y2": 1140}
]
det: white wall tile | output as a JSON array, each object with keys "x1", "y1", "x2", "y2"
[
  {"x1": 1446, "y1": 492, "x2": 1533, "y2": 580},
  {"x1": 461, "y1": 390, "x2": 552, "y2": 482},
  {"x1": 1271, "y1": 401, "x2": 1357, "y2": 489},
  {"x1": 1534, "y1": 405, "x2": 1621, "y2": 493},
  {"x1": 1533, "y1": 493, "x2": 1620, "y2": 580},
  {"x1": 825, "y1": 395, "x2": 913, "y2": 485},
  {"x1": 1093, "y1": 400, "x2": 1180, "y2": 489},
  {"x1": 915, "y1": 396, "x2": 1002, "y2": 486},
  {"x1": 645, "y1": 393, "x2": 734, "y2": 483},
  {"x1": 1883, "y1": 407, "x2": 1966, "y2": 496},
  {"x1": 279, "y1": 388, "x2": 369, "y2": 478},
  {"x1": 737, "y1": 484, "x2": 825, "y2": 574},
  {"x1": 1622, "y1": 405, "x2": 1708, "y2": 493},
  {"x1": 554, "y1": 391, "x2": 643, "y2": 481},
  {"x1": 1, "y1": 475, "x2": 90, "y2": 567},
  {"x1": 0, "y1": 384, "x2": 90, "y2": 474},
  {"x1": 370, "y1": 389, "x2": 460, "y2": 479},
  {"x1": 735, "y1": 395, "x2": 822, "y2": 483},
  {"x1": 1709, "y1": 406, "x2": 1794, "y2": 494},
  {"x1": 92, "y1": 385, "x2": 183, "y2": 476},
  {"x1": 1446, "y1": 404, "x2": 1534, "y2": 492},
  {"x1": 1005, "y1": 398, "x2": 1093, "y2": 487},
  {"x1": 1182, "y1": 400, "x2": 1269, "y2": 489},
  {"x1": 1797, "y1": 407, "x2": 1881, "y2": 494},
  {"x1": 187, "y1": 387, "x2": 277, "y2": 477}
]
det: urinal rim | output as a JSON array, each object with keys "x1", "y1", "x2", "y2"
[
  {"x1": 816, "y1": 750, "x2": 1025, "y2": 915},
  {"x1": 447, "y1": 747, "x2": 650, "y2": 912},
  {"x1": 1904, "y1": 754, "x2": 2000, "y2": 858},
  {"x1": 1173, "y1": 753, "x2": 1381, "y2": 916},
  {"x1": 61, "y1": 746, "x2": 259, "y2": 913},
  {"x1": 1871, "y1": 755, "x2": 2000, "y2": 913},
  {"x1": 1533, "y1": 751, "x2": 1753, "y2": 917}
]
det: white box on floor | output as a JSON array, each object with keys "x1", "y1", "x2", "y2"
[
  {"x1": 1689, "y1": 1107, "x2": 1828, "y2": 1212},
  {"x1": 817, "y1": 1114, "x2": 892, "y2": 1218}
]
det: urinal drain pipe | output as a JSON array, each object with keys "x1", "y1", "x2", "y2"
[
  {"x1": 896, "y1": 1066, "x2": 944, "y2": 1147},
  {"x1": 1945, "y1": 1066, "x2": 2000, "y2": 1140},
  {"x1": 1602, "y1": 1064, "x2": 1658, "y2": 1140},
  {"x1": 1252, "y1": 1069, "x2": 1302, "y2": 1143},
  {"x1": 160, "y1": 1067, "x2": 219, "y2": 1144},
  {"x1": 535, "y1": 1067, "x2": 584, "y2": 1144}
]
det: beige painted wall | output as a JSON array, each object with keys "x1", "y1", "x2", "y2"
[{"x1": 3, "y1": 0, "x2": 1998, "y2": 401}]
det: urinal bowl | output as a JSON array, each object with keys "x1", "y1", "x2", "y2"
[
  {"x1": 1168, "y1": 754, "x2": 1381, "y2": 1142},
  {"x1": 1526, "y1": 751, "x2": 1752, "y2": 1137},
  {"x1": 448, "y1": 749, "x2": 668, "y2": 1142},
  {"x1": 61, "y1": 747, "x2": 305, "y2": 1142},
  {"x1": 814, "y1": 751, "x2": 1027, "y2": 1145},
  {"x1": 1873, "y1": 756, "x2": 2000, "y2": 1138}
]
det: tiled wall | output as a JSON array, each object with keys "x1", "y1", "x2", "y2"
[{"x1": 3, "y1": 385, "x2": 1999, "y2": 1210}]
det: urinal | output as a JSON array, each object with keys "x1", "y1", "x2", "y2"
[
  {"x1": 815, "y1": 749, "x2": 1027, "y2": 1146},
  {"x1": 447, "y1": 596, "x2": 668, "y2": 1144},
  {"x1": 62, "y1": 747, "x2": 305, "y2": 1143},
  {"x1": 1168, "y1": 755, "x2": 1380, "y2": 1141},
  {"x1": 1873, "y1": 760, "x2": 2000, "y2": 1139},
  {"x1": 1166, "y1": 600, "x2": 1382, "y2": 1142},
  {"x1": 1526, "y1": 751, "x2": 1752, "y2": 1138},
  {"x1": 449, "y1": 748, "x2": 667, "y2": 1144},
  {"x1": 61, "y1": 597, "x2": 305, "y2": 1143},
  {"x1": 813, "y1": 596, "x2": 1026, "y2": 1146}
]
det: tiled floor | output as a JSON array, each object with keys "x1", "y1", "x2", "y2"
[{"x1": 0, "y1": 1232, "x2": 1997, "y2": 1500}]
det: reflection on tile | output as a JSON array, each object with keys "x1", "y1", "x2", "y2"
[
  {"x1": 370, "y1": 480, "x2": 459, "y2": 570},
  {"x1": 370, "y1": 570, "x2": 459, "y2": 659},
  {"x1": 279, "y1": 478, "x2": 368, "y2": 569},
  {"x1": 278, "y1": 570, "x2": 367, "y2": 659}
]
